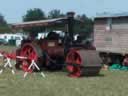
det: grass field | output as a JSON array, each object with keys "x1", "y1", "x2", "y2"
[{"x1": 0, "y1": 45, "x2": 128, "y2": 96}]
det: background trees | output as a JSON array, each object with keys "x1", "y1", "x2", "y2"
[
  {"x1": 23, "y1": 8, "x2": 46, "y2": 21},
  {"x1": 0, "y1": 8, "x2": 94, "y2": 40},
  {"x1": 75, "y1": 14, "x2": 93, "y2": 39},
  {"x1": 0, "y1": 13, "x2": 11, "y2": 33},
  {"x1": 22, "y1": 8, "x2": 46, "y2": 37},
  {"x1": 48, "y1": 9, "x2": 65, "y2": 19},
  {"x1": 0, "y1": 14, "x2": 7, "y2": 25},
  {"x1": 22, "y1": 8, "x2": 93, "y2": 39}
]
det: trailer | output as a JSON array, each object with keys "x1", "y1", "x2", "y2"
[{"x1": 94, "y1": 13, "x2": 128, "y2": 65}]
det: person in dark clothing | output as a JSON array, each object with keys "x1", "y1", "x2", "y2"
[
  {"x1": 47, "y1": 32, "x2": 59, "y2": 40},
  {"x1": 64, "y1": 34, "x2": 72, "y2": 57}
]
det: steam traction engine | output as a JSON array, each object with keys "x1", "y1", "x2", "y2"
[{"x1": 12, "y1": 12, "x2": 101, "y2": 77}]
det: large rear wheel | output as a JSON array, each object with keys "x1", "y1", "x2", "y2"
[{"x1": 16, "y1": 43, "x2": 43, "y2": 72}]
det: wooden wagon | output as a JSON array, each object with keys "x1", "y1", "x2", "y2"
[{"x1": 94, "y1": 13, "x2": 128, "y2": 65}]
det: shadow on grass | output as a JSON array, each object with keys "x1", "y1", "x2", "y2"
[{"x1": 82, "y1": 74, "x2": 105, "y2": 78}]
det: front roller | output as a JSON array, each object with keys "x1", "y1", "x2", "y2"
[{"x1": 66, "y1": 49, "x2": 102, "y2": 77}]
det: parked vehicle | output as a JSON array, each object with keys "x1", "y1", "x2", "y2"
[
  {"x1": 0, "y1": 34, "x2": 25, "y2": 46},
  {"x1": 0, "y1": 38, "x2": 8, "y2": 45},
  {"x1": 15, "y1": 36, "x2": 23, "y2": 46}
]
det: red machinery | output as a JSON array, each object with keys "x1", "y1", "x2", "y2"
[{"x1": 12, "y1": 12, "x2": 101, "y2": 77}]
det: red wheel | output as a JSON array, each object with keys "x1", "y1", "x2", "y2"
[
  {"x1": 18, "y1": 43, "x2": 43, "y2": 72},
  {"x1": 66, "y1": 49, "x2": 82, "y2": 78}
]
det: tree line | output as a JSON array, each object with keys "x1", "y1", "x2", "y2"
[{"x1": 0, "y1": 8, "x2": 93, "y2": 39}]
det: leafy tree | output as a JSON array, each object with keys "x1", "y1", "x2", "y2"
[
  {"x1": 75, "y1": 14, "x2": 93, "y2": 39},
  {"x1": 48, "y1": 9, "x2": 65, "y2": 19},
  {"x1": 22, "y1": 8, "x2": 46, "y2": 38},
  {"x1": 0, "y1": 13, "x2": 11, "y2": 33},
  {"x1": 22, "y1": 9, "x2": 93, "y2": 39},
  {"x1": 0, "y1": 14, "x2": 7, "y2": 26},
  {"x1": 80, "y1": 14, "x2": 93, "y2": 33},
  {"x1": 47, "y1": 9, "x2": 66, "y2": 32},
  {"x1": 23, "y1": 8, "x2": 46, "y2": 21},
  {"x1": 0, "y1": 25, "x2": 11, "y2": 33}
]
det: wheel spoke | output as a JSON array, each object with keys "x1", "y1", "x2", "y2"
[
  {"x1": 17, "y1": 43, "x2": 43, "y2": 71},
  {"x1": 27, "y1": 48, "x2": 32, "y2": 55}
]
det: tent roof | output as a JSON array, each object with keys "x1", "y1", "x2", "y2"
[
  {"x1": 95, "y1": 12, "x2": 128, "y2": 19},
  {"x1": 11, "y1": 17, "x2": 67, "y2": 29}
]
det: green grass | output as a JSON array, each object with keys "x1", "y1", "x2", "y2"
[
  {"x1": 0, "y1": 70, "x2": 128, "y2": 96},
  {"x1": 0, "y1": 45, "x2": 17, "y2": 53},
  {"x1": 0, "y1": 45, "x2": 128, "y2": 96}
]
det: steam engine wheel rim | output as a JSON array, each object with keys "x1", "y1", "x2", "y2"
[{"x1": 20, "y1": 43, "x2": 43, "y2": 72}]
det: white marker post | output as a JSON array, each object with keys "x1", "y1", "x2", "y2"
[
  {"x1": 0, "y1": 57, "x2": 15, "y2": 75},
  {"x1": 23, "y1": 59, "x2": 45, "y2": 78}
]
